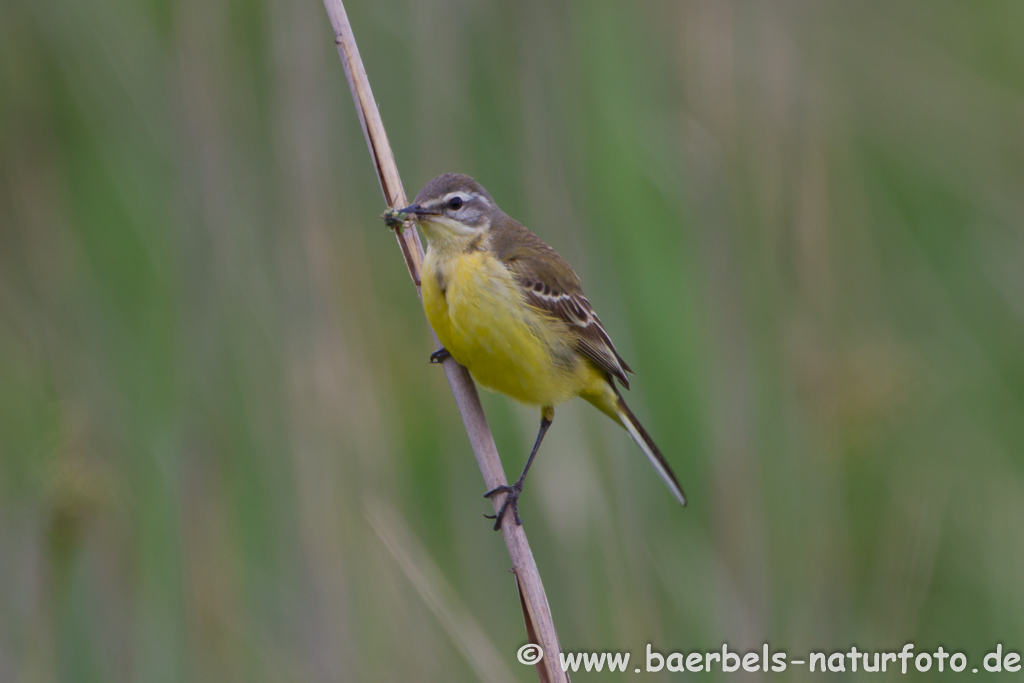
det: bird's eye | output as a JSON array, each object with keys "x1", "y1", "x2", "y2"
[{"x1": 447, "y1": 196, "x2": 464, "y2": 210}]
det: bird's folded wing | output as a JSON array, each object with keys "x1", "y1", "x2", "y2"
[
  {"x1": 512, "y1": 270, "x2": 634, "y2": 389},
  {"x1": 491, "y1": 220, "x2": 634, "y2": 388}
]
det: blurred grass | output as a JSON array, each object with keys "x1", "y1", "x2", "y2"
[{"x1": 2, "y1": 0, "x2": 1024, "y2": 680}]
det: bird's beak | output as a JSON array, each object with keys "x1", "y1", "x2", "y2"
[{"x1": 398, "y1": 203, "x2": 437, "y2": 218}]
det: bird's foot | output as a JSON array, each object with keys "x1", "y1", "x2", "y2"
[
  {"x1": 429, "y1": 348, "x2": 451, "y2": 364},
  {"x1": 483, "y1": 482, "x2": 523, "y2": 530}
]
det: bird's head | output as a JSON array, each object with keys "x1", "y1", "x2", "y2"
[{"x1": 398, "y1": 173, "x2": 497, "y2": 245}]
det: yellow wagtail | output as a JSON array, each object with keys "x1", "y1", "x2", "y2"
[{"x1": 392, "y1": 173, "x2": 686, "y2": 529}]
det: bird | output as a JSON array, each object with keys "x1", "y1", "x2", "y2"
[{"x1": 392, "y1": 173, "x2": 686, "y2": 529}]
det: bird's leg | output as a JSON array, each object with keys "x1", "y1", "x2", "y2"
[
  {"x1": 429, "y1": 347, "x2": 451, "y2": 364},
  {"x1": 484, "y1": 407, "x2": 554, "y2": 530}
]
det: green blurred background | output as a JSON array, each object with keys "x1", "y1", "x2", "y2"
[{"x1": 2, "y1": 0, "x2": 1024, "y2": 680}]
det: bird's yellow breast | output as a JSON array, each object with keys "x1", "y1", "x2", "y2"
[{"x1": 421, "y1": 247, "x2": 597, "y2": 407}]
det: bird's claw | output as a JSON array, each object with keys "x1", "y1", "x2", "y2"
[
  {"x1": 484, "y1": 483, "x2": 523, "y2": 530},
  {"x1": 429, "y1": 348, "x2": 452, "y2": 364}
]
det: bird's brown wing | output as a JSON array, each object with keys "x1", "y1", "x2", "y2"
[
  {"x1": 491, "y1": 221, "x2": 634, "y2": 388},
  {"x1": 519, "y1": 279, "x2": 634, "y2": 389}
]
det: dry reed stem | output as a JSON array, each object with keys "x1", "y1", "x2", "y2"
[{"x1": 321, "y1": 2, "x2": 567, "y2": 681}]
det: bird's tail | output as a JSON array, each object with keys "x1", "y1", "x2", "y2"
[
  {"x1": 613, "y1": 393, "x2": 687, "y2": 507},
  {"x1": 582, "y1": 381, "x2": 687, "y2": 506},
  {"x1": 614, "y1": 395, "x2": 688, "y2": 507}
]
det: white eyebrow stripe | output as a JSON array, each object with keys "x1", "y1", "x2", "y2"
[{"x1": 442, "y1": 191, "x2": 491, "y2": 208}]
